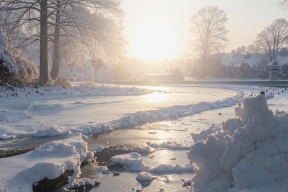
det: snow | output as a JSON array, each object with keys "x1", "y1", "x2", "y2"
[
  {"x1": 67, "y1": 178, "x2": 100, "y2": 189},
  {"x1": 136, "y1": 172, "x2": 155, "y2": 181},
  {"x1": 0, "y1": 134, "x2": 91, "y2": 192},
  {"x1": 34, "y1": 125, "x2": 72, "y2": 137},
  {"x1": 94, "y1": 146, "x2": 109, "y2": 152},
  {"x1": 146, "y1": 141, "x2": 190, "y2": 150},
  {"x1": 95, "y1": 166, "x2": 108, "y2": 172},
  {"x1": 2, "y1": 84, "x2": 220, "y2": 191},
  {"x1": 110, "y1": 152, "x2": 195, "y2": 173},
  {"x1": 110, "y1": 152, "x2": 150, "y2": 171},
  {"x1": 0, "y1": 83, "x2": 151, "y2": 98},
  {"x1": 1, "y1": 82, "x2": 288, "y2": 191},
  {"x1": 187, "y1": 91, "x2": 288, "y2": 192},
  {"x1": 0, "y1": 31, "x2": 21, "y2": 75},
  {"x1": 235, "y1": 92, "x2": 268, "y2": 121},
  {"x1": 0, "y1": 84, "x2": 240, "y2": 139}
]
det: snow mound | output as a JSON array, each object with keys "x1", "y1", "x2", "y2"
[
  {"x1": 235, "y1": 92, "x2": 268, "y2": 121},
  {"x1": 136, "y1": 172, "x2": 155, "y2": 181},
  {"x1": 187, "y1": 93, "x2": 288, "y2": 192},
  {"x1": 95, "y1": 166, "x2": 108, "y2": 172},
  {"x1": 34, "y1": 125, "x2": 71, "y2": 137},
  {"x1": 110, "y1": 152, "x2": 195, "y2": 173},
  {"x1": 94, "y1": 146, "x2": 109, "y2": 152},
  {"x1": 0, "y1": 134, "x2": 93, "y2": 192},
  {"x1": 65, "y1": 178, "x2": 100, "y2": 190},
  {"x1": 110, "y1": 152, "x2": 149, "y2": 171},
  {"x1": 0, "y1": 134, "x2": 15, "y2": 140}
]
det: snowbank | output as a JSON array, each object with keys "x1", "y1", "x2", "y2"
[
  {"x1": 187, "y1": 93, "x2": 288, "y2": 192},
  {"x1": 110, "y1": 152, "x2": 195, "y2": 173},
  {"x1": 0, "y1": 134, "x2": 93, "y2": 192},
  {"x1": 0, "y1": 84, "x2": 151, "y2": 98},
  {"x1": 34, "y1": 125, "x2": 71, "y2": 137},
  {"x1": 72, "y1": 89, "x2": 246, "y2": 136}
]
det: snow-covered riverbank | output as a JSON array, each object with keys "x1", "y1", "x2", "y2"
[{"x1": 1, "y1": 83, "x2": 286, "y2": 191}]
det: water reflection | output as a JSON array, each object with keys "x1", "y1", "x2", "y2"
[
  {"x1": 83, "y1": 106, "x2": 236, "y2": 192},
  {"x1": 144, "y1": 92, "x2": 167, "y2": 103}
]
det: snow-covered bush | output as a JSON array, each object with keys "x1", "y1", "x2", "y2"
[
  {"x1": 187, "y1": 93, "x2": 288, "y2": 192},
  {"x1": 54, "y1": 77, "x2": 71, "y2": 88},
  {"x1": 0, "y1": 31, "x2": 27, "y2": 86},
  {"x1": 12, "y1": 49, "x2": 39, "y2": 80}
]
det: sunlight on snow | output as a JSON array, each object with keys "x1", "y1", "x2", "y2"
[{"x1": 144, "y1": 92, "x2": 167, "y2": 103}]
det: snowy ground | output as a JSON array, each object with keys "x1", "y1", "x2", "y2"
[
  {"x1": 0, "y1": 83, "x2": 286, "y2": 192},
  {"x1": 0, "y1": 84, "x2": 238, "y2": 138}
]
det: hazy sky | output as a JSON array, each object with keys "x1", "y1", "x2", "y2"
[{"x1": 121, "y1": 0, "x2": 288, "y2": 61}]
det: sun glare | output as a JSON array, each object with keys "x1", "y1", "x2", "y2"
[
  {"x1": 145, "y1": 92, "x2": 166, "y2": 103},
  {"x1": 131, "y1": 20, "x2": 176, "y2": 61}
]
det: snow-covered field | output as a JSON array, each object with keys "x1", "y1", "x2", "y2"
[{"x1": 0, "y1": 83, "x2": 287, "y2": 192}]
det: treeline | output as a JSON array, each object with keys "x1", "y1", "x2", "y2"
[
  {"x1": 190, "y1": 63, "x2": 270, "y2": 79},
  {"x1": 189, "y1": 57, "x2": 288, "y2": 80}
]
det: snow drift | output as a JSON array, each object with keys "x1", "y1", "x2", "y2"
[
  {"x1": 0, "y1": 134, "x2": 93, "y2": 192},
  {"x1": 187, "y1": 93, "x2": 288, "y2": 192}
]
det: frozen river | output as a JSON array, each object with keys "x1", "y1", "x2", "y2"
[
  {"x1": 43, "y1": 85, "x2": 237, "y2": 127},
  {"x1": 83, "y1": 106, "x2": 236, "y2": 192},
  {"x1": 0, "y1": 84, "x2": 245, "y2": 192},
  {"x1": 80, "y1": 85, "x2": 239, "y2": 192},
  {"x1": 0, "y1": 84, "x2": 237, "y2": 137},
  {"x1": 1, "y1": 83, "x2": 287, "y2": 192},
  {"x1": 82, "y1": 84, "x2": 286, "y2": 192}
]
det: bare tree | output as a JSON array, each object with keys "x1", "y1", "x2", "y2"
[
  {"x1": 248, "y1": 44, "x2": 261, "y2": 54},
  {"x1": 241, "y1": 46, "x2": 246, "y2": 55},
  {"x1": 255, "y1": 18, "x2": 288, "y2": 61},
  {"x1": 39, "y1": 0, "x2": 48, "y2": 85},
  {"x1": 0, "y1": 0, "x2": 124, "y2": 83},
  {"x1": 50, "y1": 0, "x2": 60, "y2": 80},
  {"x1": 190, "y1": 6, "x2": 228, "y2": 78},
  {"x1": 49, "y1": 0, "x2": 124, "y2": 79}
]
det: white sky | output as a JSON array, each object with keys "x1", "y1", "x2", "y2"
[{"x1": 121, "y1": 0, "x2": 288, "y2": 60}]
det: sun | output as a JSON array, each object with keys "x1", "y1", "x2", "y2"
[{"x1": 131, "y1": 19, "x2": 176, "y2": 61}]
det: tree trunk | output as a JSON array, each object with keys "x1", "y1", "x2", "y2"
[
  {"x1": 39, "y1": 0, "x2": 49, "y2": 85},
  {"x1": 202, "y1": 55, "x2": 206, "y2": 79},
  {"x1": 50, "y1": 0, "x2": 60, "y2": 80}
]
